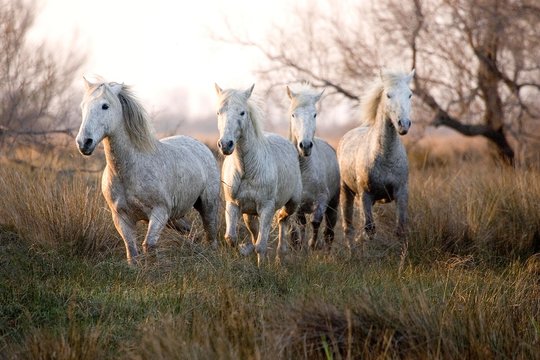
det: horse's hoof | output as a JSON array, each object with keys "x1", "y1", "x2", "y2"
[
  {"x1": 175, "y1": 218, "x2": 192, "y2": 234},
  {"x1": 257, "y1": 253, "x2": 267, "y2": 267},
  {"x1": 127, "y1": 257, "x2": 140, "y2": 267},
  {"x1": 142, "y1": 243, "x2": 157, "y2": 254},
  {"x1": 225, "y1": 236, "x2": 237, "y2": 247},
  {"x1": 396, "y1": 227, "x2": 408, "y2": 238},
  {"x1": 239, "y1": 243, "x2": 254, "y2": 256}
]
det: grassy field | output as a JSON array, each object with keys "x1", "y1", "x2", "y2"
[{"x1": 1, "y1": 149, "x2": 540, "y2": 359}]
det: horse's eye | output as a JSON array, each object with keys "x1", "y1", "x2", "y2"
[
  {"x1": 313, "y1": 113, "x2": 317, "y2": 119},
  {"x1": 386, "y1": 94, "x2": 392, "y2": 99},
  {"x1": 102, "y1": 104, "x2": 109, "y2": 110},
  {"x1": 216, "y1": 111, "x2": 220, "y2": 116},
  {"x1": 291, "y1": 114, "x2": 295, "y2": 118},
  {"x1": 409, "y1": 94, "x2": 412, "y2": 99},
  {"x1": 240, "y1": 111, "x2": 245, "y2": 116}
]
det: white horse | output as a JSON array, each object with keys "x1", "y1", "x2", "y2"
[
  {"x1": 215, "y1": 84, "x2": 302, "y2": 265},
  {"x1": 286, "y1": 84, "x2": 340, "y2": 249},
  {"x1": 76, "y1": 78, "x2": 220, "y2": 264},
  {"x1": 337, "y1": 70, "x2": 415, "y2": 243}
]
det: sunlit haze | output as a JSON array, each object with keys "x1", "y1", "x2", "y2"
[{"x1": 30, "y1": 0, "x2": 296, "y2": 125}]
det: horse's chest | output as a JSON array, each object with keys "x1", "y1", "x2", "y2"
[
  {"x1": 104, "y1": 175, "x2": 161, "y2": 220},
  {"x1": 364, "y1": 163, "x2": 405, "y2": 202},
  {"x1": 225, "y1": 176, "x2": 270, "y2": 215}
]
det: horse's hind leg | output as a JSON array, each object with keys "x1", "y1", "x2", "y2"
[
  {"x1": 240, "y1": 214, "x2": 258, "y2": 256},
  {"x1": 142, "y1": 207, "x2": 169, "y2": 254},
  {"x1": 341, "y1": 183, "x2": 356, "y2": 245},
  {"x1": 194, "y1": 195, "x2": 219, "y2": 248},
  {"x1": 323, "y1": 192, "x2": 339, "y2": 249},
  {"x1": 168, "y1": 217, "x2": 191, "y2": 235},
  {"x1": 291, "y1": 212, "x2": 307, "y2": 250}
]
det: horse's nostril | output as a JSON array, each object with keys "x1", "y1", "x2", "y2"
[
  {"x1": 299, "y1": 142, "x2": 304, "y2": 149},
  {"x1": 217, "y1": 141, "x2": 223, "y2": 149},
  {"x1": 227, "y1": 140, "x2": 233, "y2": 148},
  {"x1": 307, "y1": 141, "x2": 313, "y2": 149},
  {"x1": 398, "y1": 120, "x2": 403, "y2": 127},
  {"x1": 84, "y1": 138, "x2": 93, "y2": 148}
]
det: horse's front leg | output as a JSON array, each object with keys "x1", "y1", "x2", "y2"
[
  {"x1": 341, "y1": 183, "x2": 356, "y2": 244},
  {"x1": 255, "y1": 201, "x2": 275, "y2": 267},
  {"x1": 240, "y1": 214, "x2": 258, "y2": 256},
  {"x1": 309, "y1": 199, "x2": 327, "y2": 250},
  {"x1": 224, "y1": 202, "x2": 240, "y2": 247},
  {"x1": 395, "y1": 185, "x2": 408, "y2": 238},
  {"x1": 142, "y1": 207, "x2": 169, "y2": 254},
  {"x1": 362, "y1": 192, "x2": 376, "y2": 240},
  {"x1": 112, "y1": 211, "x2": 138, "y2": 265}
]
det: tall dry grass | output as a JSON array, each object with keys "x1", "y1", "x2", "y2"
[
  {"x1": 1, "y1": 152, "x2": 540, "y2": 359},
  {"x1": 408, "y1": 164, "x2": 540, "y2": 263},
  {"x1": 0, "y1": 165, "x2": 118, "y2": 257}
]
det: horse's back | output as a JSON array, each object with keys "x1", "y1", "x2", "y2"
[
  {"x1": 160, "y1": 135, "x2": 218, "y2": 175},
  {"x1": 159, "y1": 135, "x2": 220, "y2": 208}
]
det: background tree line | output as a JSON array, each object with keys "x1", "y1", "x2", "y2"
[
  {"x1": 0, "y1": 0, "x2": 84, "y2": 152},
  {"x1": 232, "y1": 0, "x2": 540, "y2": 165}
]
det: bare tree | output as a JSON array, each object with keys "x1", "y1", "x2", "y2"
[
  {"x1": 0, "y1": 0, "x2": 85, "y2": 150},
  {"x1": 229, "y1": 0, "x2": 540, "y2": 165}
]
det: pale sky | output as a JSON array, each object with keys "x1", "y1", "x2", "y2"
[{"x1": 30, "y1": 0, "x2": 296, "y2": 122}]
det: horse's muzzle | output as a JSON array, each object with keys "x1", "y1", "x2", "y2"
[
  {"x1": 397, "y1": 119, "x2": 411, "y2": 135},
  {"x1": 298, "y1": 140, "x2": 313, "y2": 156},
  {"x1": 77, "y1": 138, "x2": 95, "y2": 156},
  {"x1": 217, "y1": 139, "x2": 235, "y2": 155}
]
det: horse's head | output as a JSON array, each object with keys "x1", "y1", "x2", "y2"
[
  {"x1": 287, "y1": 85, "x2": 324, "y2": 157},
  {"x1": 214, "y1": 83, "x2": 255, "y2": 156},
  {"x1": 383, "y1": 69, "x2": 415, "y2": 136},
  {"x1": 76, "y1": 78, "x2": 123, "y2": 156}
]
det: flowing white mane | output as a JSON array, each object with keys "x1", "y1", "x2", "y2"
[
  {"x1": 85, "y1": 80, "x2": 156, "y2": 152},
  {"x1": 288, "y1": 82, "x2": 321, "y2": 109},
  {"x1": 217, "y1": 88, "x2": 265, "y2": 139},
  {"x1": 360, "y1": 71, "x2": 410, "y2": 126}
]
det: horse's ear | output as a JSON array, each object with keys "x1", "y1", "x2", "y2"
[
  {"x1": 83, "y1": 76, "x2": 94, "y2": 91},
  {"x1": 109, "y1": 82, "x2": 123, "y2": 96},
  {"x1": 407, "y1": 69, "x2": 416, "y2": 83},
  {"x1": 214, "y1": 83, "x2": 223, "y2": 96},
  {"x1": 315, "y1": 88, "x2": 325, "y2": 102},
  {"x1": 286, "y1": 86, "x2": 295, "y2": 100},
  {"x1": 244, "y1": 84, "x2": 255, "y2": 99}
]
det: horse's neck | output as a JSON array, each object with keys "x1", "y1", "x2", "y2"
[
  {"x1": 298, "y1": 150, "x2": 315, "y2": 172},
  {"x1": 103, "y1": 128, "x2": 145, "y2": 177},
  {"x1": 233, "y1": 119, "x2": 267, "y2": 178},
  {"x1": 369, "y1": 104, "x2": 399, "y2": 161}
]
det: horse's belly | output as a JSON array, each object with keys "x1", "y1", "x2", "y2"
[
  {"x1": 238, "y1": 199, "x2": 258, "y2": 215},
  {"x1": 367, "y1": 183, "x2": 395, "y2": 203}
]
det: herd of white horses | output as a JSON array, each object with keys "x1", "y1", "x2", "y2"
[{"x1": 76, "y1": 70, "x2": 415, "y2": 266}]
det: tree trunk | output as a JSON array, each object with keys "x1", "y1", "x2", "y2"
[{"x1": 415, "y1": 85, "x2": 515, "y2": 165}]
